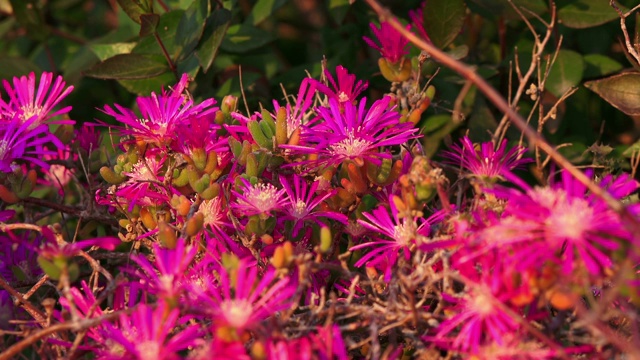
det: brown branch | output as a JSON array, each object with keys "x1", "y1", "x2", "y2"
[{"x1": 362, "y1": 0, "x2": 640, "y2": 235}]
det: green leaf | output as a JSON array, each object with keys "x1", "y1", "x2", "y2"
[
  {"x1": 545, "y1": 49, "x2": 584, "y2": 97},
  {"x1": 584, "y1": 72, "x2": 640, "y2": 116},
  {"x1": 328, "y1": 0, "x2": 351, "y2": 25},
  {"x1": 0, "y1": 57, "x2": 40, "y2": 79},
  {"x1": 90, "y1": 42, "x2": 137, "y2": 61},
  {"x1": 175, "y1": 0, "x2": 210, "y2": 60},
  {"x1": 116, "y1": 0, "x2": 153, "y2": 24},
  {"x1": 133, "y1": 10, "x2": 184, "y2": 58},
  {"x1": 139, "y1": 13, "x2": 160, "y2": 37},
  {"x1": 221, "y1": 24, "x2": 275, "y2": 53},
  {"x1": 246, "y1": 0, "x2": 287, "y2": 26},
  {"x1": 118, "y1": 71, "x2": 176, "y2": 95},
  {"x1": 466, "y1": 0, "x2": 547, "y2": 20},
  {"x1": 583, "y1": 54, "x2": 623, "y2": 78},
  {"x1": 84, "y1": 53, "x2": 169, "y2": 80},
  {"x1": 195, "y1": 9, "x2": 231, "y2": 73},
  {"x1": 421, "y1": 114, "x2": 451, "y2": 133},
  {"x1": 557, "y1": 0, "x2": 625, "y2": 29},
  {"x1": 423, "y1": 0, "x2": 466, "y2": 49}
]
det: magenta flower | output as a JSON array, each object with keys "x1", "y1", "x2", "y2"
[
  {"x1": 232, "y1": 178, "x2": 288, "y2": 218},
  {"x1": 130, "y1": 238, "x2": 197, "y2": 301},
  {"x1": 0, "y1": 71, "x2": 74, "y2": 126},
  {"x1": 284, "y1": 96, "x2": 418, "y2": 170},
  {"x1": 279, "y1": 174, "x2": 347, "y2": 237},
  {"x1": 268, "y1": 78, "x2": 316, "y2": 139},
  {"x1": 428, "y1": 259, "x2": 520, "y2": 354},
  {"x1": 442, "y1": 136, "x2": 530, "y2": 181},
  {"x1": 190, "y1": 259, "x2": 296, "y2": 331},
  {"x1": 101, "y1": 75, "x2": 217, "y2": 147},
  {"x1": 173, "y1": 115, "x2": 227, "y2": 158},
  {"x1": 197, "y1": 194, "x2": 231, "y2": 233},
  {"x1": 494, "y1": 170, "x2": 639, "y2": 276},
  {"x1": 363, "y1": 22, "x2": 411, "y2": 64},
  {"x1": 98, "y1": 301, "x2": 202, "y2": 360},
  {"x1": 350, "y1": 195, "x2": 445, "y2": 279},
  {"x1": 310, "y1": 65, "x2": 368, "y2": 105},
  {"x1": 0, "y1": 115, "x2": 63, "y2": 172}
]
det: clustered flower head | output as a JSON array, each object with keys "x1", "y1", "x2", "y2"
[{"x1": 2, "y1": 2, "x2": 640, "y2": 358}]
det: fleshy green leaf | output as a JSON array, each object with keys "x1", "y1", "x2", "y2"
[
  {"x1": 84, "y1": 53, "x2": 169, "y2": 80},
  {"x1": 557, "y1": 0, "x2": 625, "y2": 29},
  {"x1": 90, "y1": 42, "x2": 137, "y2": 61},
  {"x1": 247, "y1": 0, "x2": 287, "y2": 26},
  {"x1": 545, "y1": 49, "x2": 584, "y2": 97},
  {"x1": 221, "y1": 24, "x2": 275, "y2": 53},
  {"x1": 195, "y1": 9, "x2": 231, "y2": 73},
  {"x1": 423, "y1": 0, "x2": 466, "y2": 49},
  {"x1": 583, "y1": 54, "x2": 623, "y2": 78},
  {"x1": 584, "y1": 72, "x2": 640, "y2": 116},
  {"x1": 175, "y1": 0, "x2": 210, "y2": 60}
]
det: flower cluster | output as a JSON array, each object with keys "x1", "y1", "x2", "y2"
[{"x1": 1, "y1": 2, "x2": 640, "y2": 359}]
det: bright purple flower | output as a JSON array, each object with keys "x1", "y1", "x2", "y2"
[
  {"x1": 130, "y1": 238, "x2": 197, "y2": 302},
  {"x1": 285, "y1": 96, "x2": 418, "y2": 170},
  {"x1": 409, "y1": 2, "x2": 433, "y2": 44},
  {"x1": 442, "y1": 136, "x2": 530, "y2": 181},
  {"x1": 101, "y1": 75, "x2": 217, "y2": 147},
  {"x1": 0, "y1": 231, "x2": 42, "y2": 284},
  {"x1": 310, "y1": 65, "x2": 368, "y2": 105},
  {"x1": 350, "y1": 195, "x2": 445, "y2": 280},
  {"x1": 98, "y1": 301, "x2": 202, "y2": 360},
  {"x1": 190, "y1": 259, "x2": 296, "y2": 331},
  {"x1": 363, "y1": 22, "x2": 411, "y2": 64},
  {"x1": 173, "y1": 115, "x2": 227, "y2": 158},
  {"x1": 279, "y1": 174, "x2": 347, "y2": 237},
  {"x1": 494, "y1": 170, "x2": 639, "y2": 276},
  {"x1": 232, "y1": 178, "x2": 287, "y2": 218},
  {"x1": 0, "y1": 115, "x2": 63, "y2": 172},
  {"x1": 0, "y1": 71, "x2": 74, "y2": 126},
  {"x1": 273, "y1": 78, "x2": 316, "y2": 138}
]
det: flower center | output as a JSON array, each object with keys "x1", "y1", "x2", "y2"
[
  {"x1": 290, "y1": 199, "x2": 308, "y2": 219},
  {"x1": 330, "y1": 134, "x2": 371, "y2": 158},
  {"x1": 392, "y1": 220, "x2": 416, "y2": 246},
  {"x1": 220, "y1": 299, "x2": 252, "y2": 329}
]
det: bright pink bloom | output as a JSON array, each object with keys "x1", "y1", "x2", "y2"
[
  {"x1": 0, "y1": 115, "x2": 63, "y2": 172},
  {"x1": 116, "y1": 155, "x2": 169, "y2": 211},
  {"x1": 98, "y1": 301, "x2": 202, "y2": 360},
  {"x1": 363, "y1": 22, "x2": 411, "y2": 63},
  {"x1": 279, "y1": 174, "x2": 347, "y2": 237},
  {"x1": 284, "y1": 96, "x2": 418, "y2": 170},
  {"x1": 232, "y1": 178, "x2": 287, "y2": 218},
  {"x1": 0, "y1": 71, "x2": 74, "y2": 126},
  {"x1": 442, "y1": 136, "x2": 530, "y2": 181},
  {"x1": 409, "y1": 2, "x2": 433, "y2": 44},
  {"x1": 310, "y1": 65, "x2": 368, "y2": 105},
  {"x1": 190, "y1": 259, "x2": 296, "y2": 331}
]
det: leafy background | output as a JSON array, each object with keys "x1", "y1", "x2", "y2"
[{"x1": 0, "y1": 0, "x2": 639, "y2": 176}]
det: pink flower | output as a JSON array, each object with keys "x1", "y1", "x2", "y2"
[
  {"x1": 0, "y1": 71, "x2": 74, "y2": 127},
  {"x1": 130, "y1": 238, "x2": 197, "y2": 301},
  {"x1": 232, "y1": 178, "x2": 287, "y2": 218},
  {"x1": 310, "y1": 65, "x2": 368, "y2": 105},
  {"x1": 350, "y1": 195, "x2": 445, "y2": 280},
  {"x1": 101, "y1": 74, "x2": 217, "y2": 147},
  {"x1": 98, "y1": 301, "x2": 202, "y2": 360},
  {"x1": 190, "y1": 259, "x2": 296, "y2": 331},
  {"x1": 442, "y1": 136, "x2": 530, "y2": 181},
  {"x1": 279, "y1": 174, "x2": 347, "y2": 237},
  {"x1": 284, "y1": 96, "x2": 418, "y2": 170},
  {"x1": 363, "y1": 22, "x2": 411, "y2": 64},
  {"x1": 116, "y1": 155, "x2": 170, "y2": 211}
]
